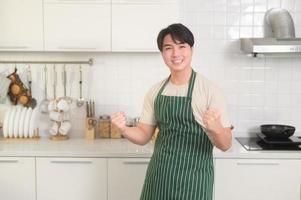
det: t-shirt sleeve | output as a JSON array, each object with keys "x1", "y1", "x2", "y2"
[
  {"x1": 209, "y1": 85, "x2": 232, "y2": 128},
  {"x1": 139, "y1": 84, "x2": 161, "y2": 126}
]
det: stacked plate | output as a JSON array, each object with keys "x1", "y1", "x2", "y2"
[{"x1": 2, "y1": 105, "x2": 39, "y2": 138}]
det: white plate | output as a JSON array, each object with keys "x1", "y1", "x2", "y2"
[
  {"x1": 23, "y1": 108, "x2": 32, "y2": 138},
  {"x1": 8, "y1": 107, "x2": 17, "y2": 138},
  {"x1": 0, "y1": 104, "x2": 10, "y2": 124},
  {"x1": 2, "y1": 106, "x2": 12, "y2": 138},
  {"x1": 18, "y1": 107, "x2": 27, "y2": 138},
  {"x1": 29, "y1": 108, "x2": 39, "y2": 138},
  {"x1": 13, "y1": 106, "x2": 22, "y2": 138}
]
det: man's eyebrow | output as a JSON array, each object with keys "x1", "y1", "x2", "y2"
[{"x1": 163, "y1": 44, "x2": 172, "y2": 47}]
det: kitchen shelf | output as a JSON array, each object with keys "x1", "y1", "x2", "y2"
[{"x1": 0, "y1": 58, "x2": 93, "y2": 65}]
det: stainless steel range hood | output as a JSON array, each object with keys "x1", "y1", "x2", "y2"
[
  {"x1": 240, "y1": 37, "x2": 301, "y2": 57},
  {"x1": 240, "y1": 8, "x2": 301, "y2": 57}
]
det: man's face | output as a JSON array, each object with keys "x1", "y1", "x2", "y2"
[{"x1": 161, "y1": 34, "x2": 193, "y2": 72}]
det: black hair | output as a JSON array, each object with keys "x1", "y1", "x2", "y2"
[{"x1": 157, "y1": 23, "x2": 194, "y2": 52}]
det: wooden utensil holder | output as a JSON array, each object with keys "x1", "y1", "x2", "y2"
[
  {"x1": 49, "y1": 133, "x2": 69, "y2": 141},
  {"x1": 85, "y1": 117, "x2": 97, "y2": 139}
]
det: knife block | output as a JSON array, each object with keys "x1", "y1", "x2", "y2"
[{"x1": 85, "y1": 117, "x2": 97, "y2": 140}]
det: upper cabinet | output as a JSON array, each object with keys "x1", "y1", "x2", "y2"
[
  {"x1": 112, "y1": 0, "x2": 179, "y2": 52},
  {"x1": 0, "y1": 0, "x2": 179, "y2": 52},
  {"x1": 0, "y1": 0, "x2": 43, "y2": 51},
  {"x1": 44, "y1": 0, "x2": 111, "y2": 51}
]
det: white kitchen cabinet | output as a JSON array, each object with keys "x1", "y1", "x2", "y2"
[
  {"x1": 108, "y1": 158, "x2": 150, "y2": 200},
  {"x1": 214, "y1": 158, "x2": 301, "y2": 200},
  {"x1": 44, "y1": 0, "x2": 111, "y2": 51},
  {"x1": 36, "y1": 157, "x2": 107, "y2": 200},
  {"x1": 0, "y1": 0, "x2": 43, "y2": 51},
  {"x1": 0, "y1": 157, "x2": 35, "y2": 200},
  {"x1": 112, "y1": 0, "x2": 179, "y2": 52}
]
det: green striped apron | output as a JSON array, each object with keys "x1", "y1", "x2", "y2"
[{"x1": 140, "y1": 70, "x2": 214, "y2": 200}]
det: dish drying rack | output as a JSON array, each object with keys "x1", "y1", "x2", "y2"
[{"x1": 1, "y1": 106, "x2": 40, "y2": 140}]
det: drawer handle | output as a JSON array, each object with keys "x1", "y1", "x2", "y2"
[
  {"x1": 0, "y1": 46, "x2": 28, "y2": 49},
  {"x1": 123, "y1": 161, "x2": 149, "y2": 165},
  {"x1": 50, "y1": 160, "x2": 93, "y2": 164},
  {"x1": 237, "y1": 162, "x2": 279, "y2": 166},
  {"x1": 0, "y1": 160, "x2": 19, "y2": 163}
]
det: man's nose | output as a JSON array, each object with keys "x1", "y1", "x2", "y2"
[{"x1": 172, "y1": 47, "x2": 180, "y2": 56}]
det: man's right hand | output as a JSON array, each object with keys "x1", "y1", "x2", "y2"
[{"x1": 111, "y1": 111, "x2": 127, "y2": 133}]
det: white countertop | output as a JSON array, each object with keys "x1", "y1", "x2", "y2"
[{"x1": 0, "y1": 137, "x2": 301, "y2": 159}]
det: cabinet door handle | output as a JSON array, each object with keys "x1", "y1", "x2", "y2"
[
  {"x1": 57, "y1": 46, "x2": 97, "y2": 50},
  {"x1": 45, "y1": 0, "x2": 110, "y2": 4},
  {"x1": 237, "y1": 162, "x2": 279, "y2": 166},
  {"x1": 114, "y1": 48, "x2": 158, "y2": 52},
  {"x1": 59, "y1": 0, "x2": 97, "y2": 1},
  {"x1": 123, "y1": 161, "x2": 149, "y2": 165},
  {"x1": 50, "y1": 160, "x2": 93, "y2": 164},
  {"x1": 112, "y1": 0, "x2": 176, "y2": 4},
  {"x1": 0, "y1": 160, "x2": 19, "y2": 163},
  {"x1": 0, "y1": 46, "x2": 28, "y2": 49}
]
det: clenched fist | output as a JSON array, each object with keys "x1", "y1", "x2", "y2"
[
  {"x1": 202, "y1": 108, "x2": 223, "y2": 134},
  {"x1": 111, "y1": 112, "x2": 127, "y2": 133}
]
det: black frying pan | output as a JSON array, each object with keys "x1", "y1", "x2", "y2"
[{"x1": 260, "y1": 124, "x2": 295, "y2": 138}]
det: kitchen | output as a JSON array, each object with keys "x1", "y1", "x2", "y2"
[{"x1": 0, "y1": 0, "x2": 301, "y2": 200}]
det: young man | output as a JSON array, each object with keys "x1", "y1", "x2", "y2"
[{"x1": 111, "y1": 23, "x2": 232, "y2": 200}]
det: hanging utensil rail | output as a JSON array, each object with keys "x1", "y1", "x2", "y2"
[{"x1": 0, "y1": 58, "x2": 93, "y2": 65}]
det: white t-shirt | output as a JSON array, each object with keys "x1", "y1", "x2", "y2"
[{"x1": 140, "y1": 72, "x2": 231, "y2": 128}]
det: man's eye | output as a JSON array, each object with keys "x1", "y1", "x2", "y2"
[{"x1": 180, "y1": 45, "x2": 186, "y2": 48}]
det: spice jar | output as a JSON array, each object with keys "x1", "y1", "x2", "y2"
[
  {"x1": 110, "y1": 123, "x2": 122, "y2": 139},
  {"x1": 99, "y1": 115, "x2": 111, "y2": 138}
]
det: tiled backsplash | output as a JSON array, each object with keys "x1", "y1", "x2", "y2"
[
  {"x1": 183, "y1": 0, "x2": 301, "y2": 137},
  {"x1": 1, "y1": 0, "x2": 301, "y2": 137}
]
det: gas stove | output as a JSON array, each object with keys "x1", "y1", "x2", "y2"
[{"x1": 236, "y1": 133, "x2": 301, "y2": 151}]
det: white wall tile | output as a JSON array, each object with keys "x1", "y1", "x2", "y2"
[
  {"x1": 240, "y1": 13, "x2": 254, "y2": 26},
  {"x1": 253, "y1": 13, "x2": 265, "y2": 25},
  {"x1": 267, "y1": 0, "x2": 281, "y2": 9},
  {"x1": 240, "y1": 26, "x2": 253, "y2": 37},
  {"x1": 227, "y1": 13, "x2": 241, "y2": 26},
  {"x1": 281, "y1": 0, "x2": 296, "y2": 13},
  {"x1": 253, "y1": 26, "x2": 264, "y2": 37},
  {"x1": 213, "y1": 0, "x2": 227, "y2": 12},
  {"x1": 296, "y1": 0, "x2": 301, "y2": 12},
  {"x1": 254, "y1": 0, "x2": 267, "y2": 12},
  {"x1": 227, "y1": 0, "x2": 241, "y2": 13},
  {"x1": 214, "y1": 12, "x2": 227, "y2": 25}
]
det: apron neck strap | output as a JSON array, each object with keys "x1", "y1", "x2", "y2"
[
  {"x1": 187, "y1": 69, "x2": 196, "y2": 98},
  {"x1": 158, "y1": 69, "x2": 196, "y2": 98}
]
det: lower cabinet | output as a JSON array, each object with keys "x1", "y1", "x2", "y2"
[
  {"x1": 5, "y1": 156, "x2": 300, "y2": 200},
  {"x1": 0, "y1": 157, "x2": 36, "y2": 200},
  {"x1": 214, "y1": 158, "x2": 301, "y2": 200},
  {"x1": 36, "y1": 157, "x2": 107, "y2": 200},
  {"x1": 108, "y1": 158, "x2": 150, "y2": 200}
]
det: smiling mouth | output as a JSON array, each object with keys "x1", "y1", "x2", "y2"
[{"x1": 172, "y1": 59, "x2": 183, "y2": 64}]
